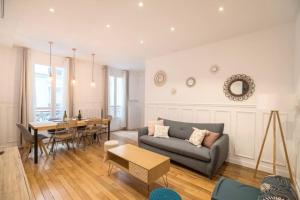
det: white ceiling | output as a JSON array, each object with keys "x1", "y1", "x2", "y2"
[{"x1": 0, "y1": 0, "x2": 299, "y2": 69}]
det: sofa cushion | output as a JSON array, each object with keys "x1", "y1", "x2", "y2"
[
  {"x1": 159, "y1": 118, "x2": 224, "y2": 140},
  {"x1": 139, "y1": 135, "x2": 211, "y2": 162}
]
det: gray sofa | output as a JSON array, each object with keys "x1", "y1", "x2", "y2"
[{"x1": 138, "y1": 118, "x2": 229, "y2": 178}]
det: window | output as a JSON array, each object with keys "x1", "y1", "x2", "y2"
[
  {"x1": 34, "y1": 64, "x2": 67, "y2": 121},
  {"x1": 108, "y1": 72, "x2": 127, "y2": 130}
]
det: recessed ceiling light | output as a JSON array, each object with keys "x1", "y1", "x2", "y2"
[
  {"x1": 140, "y1": 40, "x2": 144, "y2": 44},
  {"x1": 49, "y1": 8, "x2": 55, "y2": 13},
  {"x1": 106, "y1": 24, "x2": 111, "y2": 28},
  {"x1": 138, "y1": 2, "x2": 144, "y2": 7},
  {"x1": 170, "y1": 27, "x2": 175, "y2": 32},
  {"x1": 218, "y1": 6, "x2": 224, "y2": 12}
]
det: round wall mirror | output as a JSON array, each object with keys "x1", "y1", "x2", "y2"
[
  {"x1": 186, "y1": 77, "x2": 196, "y2": 87},
  {"x1": 154, "y1": 71, "x2": 167, "y2": 87},
  {"x1": 223, "y1": 74, "x2": 255, "y2": 101}
]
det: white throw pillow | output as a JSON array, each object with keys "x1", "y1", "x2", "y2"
[
  {"x1": 188, "y1": 128, "x2": 207, "y2": 147},
  {"x1": 153, "y1": 125, "x2": 170, "y2": 138},
  {"x1": 148, "y1": 120, "x2": 164, "y2": 136}
]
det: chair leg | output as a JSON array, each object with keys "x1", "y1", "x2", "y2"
[
  {"x1": 47, "y1": 136, "x2": 53, "y2": 148},
  {"x1": 66, "y1": 140, "x2": 70, "y2": 150},
  {"x1": 97, "y1": 134, "x2": 101, "y2": 144},
  {"x1": 52, "y1": 138, "x2": 56, "y2": 159},
  {"x1": 40, "y1": 141, "x2": 49, "y2": 158},
  {"x1": 22, "y1": 144, "x2": 31, "y2": 162},
  {"x1": 39, "y1": 143, "x2": 42, "y2": 155},
  {"x1": 72, "y1": 138, "x2": 76, "y2": 152},
  {"x1": 81, "y1": 135, "x2": 86, "y2": 150}
]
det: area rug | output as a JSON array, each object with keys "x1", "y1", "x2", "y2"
[{"x1": 112, "y1": 131, "x2": 138, "y2": 142}]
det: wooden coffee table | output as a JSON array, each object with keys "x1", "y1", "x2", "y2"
[{"x1": 107, "y1": 144, "x2": 170, "y2": 190}]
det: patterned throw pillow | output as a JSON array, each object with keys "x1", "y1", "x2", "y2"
[
  {"x1": 153, "y1": 125, "x2": 170, "y2": 138},
  {"x1": 148, "y1": 120, "x2": 164, "y2": 136},
  {"x1": 188, "y1": 128, "x2": 207, "y2": 147},
  {"x1": 258, "y1": 175, "x2": 298, "y2": 200}
]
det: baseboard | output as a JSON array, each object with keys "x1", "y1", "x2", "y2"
[{"x1": 227, "y1": 156, "x2": 289, "y2": 177}]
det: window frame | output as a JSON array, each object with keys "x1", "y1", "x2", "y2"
[{"x1": 33, "y1": 63, "x2": 68, "y2": 121}]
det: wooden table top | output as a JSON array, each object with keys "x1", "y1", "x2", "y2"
[
  {"x1": 29, "y1": 118, "x2": 110, "y2": 131},
  {"x1": 0, "y1": 147, "x2": 34, "y2": 200},
  {"x1": 108, "y1": 144, "x2": 170, "y2": 170}
]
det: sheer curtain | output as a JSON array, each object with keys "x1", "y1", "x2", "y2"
[
  {"x1": 18, "y1": 47, "x2": 30, "y2": 145},
  {"x1": 103, "y1": 65, "x2": 108, "y2": 118},
  {"x1": 68, "y1": 57, "x2": 74, "y2": 118},
  {"x1": 108, "y1": 68, "x2": 128, "y2": 131}
]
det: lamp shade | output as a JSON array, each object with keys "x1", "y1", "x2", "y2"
[{"x1": 256, "y1": 94, "x2": 296, "y2": 111}]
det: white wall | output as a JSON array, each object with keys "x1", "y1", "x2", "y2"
[
  {"x1": 293, "y1": 12, "x2": 300, "y2": 195},
  {"x1": 0, "y1": 45, "x2": 21, "y2": 147},
  {"x1": 128, "y1": 71, "x2": 145, "y2": 129},
  {"x1": 145, "y1": 23, "x2": 296, "y2": 175},
  {"x1": 73, "y1": 60, "x2": 104, "y2": 119}
]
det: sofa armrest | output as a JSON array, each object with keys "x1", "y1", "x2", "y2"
[
  {"x1": 207, "y1": 134, "x2": 229, "y2": 178},
  {"x1": 138, "y1": 127, "x2": 148, "y2": 138},
  {"x1": 137, "y1": 127, "x2": 148, "y2": 146}
]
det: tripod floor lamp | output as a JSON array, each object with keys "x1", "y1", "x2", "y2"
[{"x1": 254, "y1": 94, "x2": 296, "y2": 184}]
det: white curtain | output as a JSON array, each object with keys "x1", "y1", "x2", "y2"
[
  {"x1": 67, "y1": 57, "x2": 74, "y2": 118},
  {"x1": 18, "y1": 47, "x2": 30, "y2": 145},
  {"x1": 102, "y1": 65, "x2": 108, "y2": 118},
  {"x1": 108, "y1": 68, "x2": 128, "y2": 130}
]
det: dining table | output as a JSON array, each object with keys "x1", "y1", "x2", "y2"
[{"x1": 28, "y1": 118, "x2": 111, "y2": 164}]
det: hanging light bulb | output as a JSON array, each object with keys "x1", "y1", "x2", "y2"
[
  {"x1": 90, "y1": 53, "x2": 96, "y2": 88},
  {"x1": 90, "y1": 81, "x2": 95, "y2": 87},
  {"x1": 72, "y1": 48, "x2": 76, "y2": 85},
  {"x1": 49, "y1": 41, "x2": 53, "y2": 81}
]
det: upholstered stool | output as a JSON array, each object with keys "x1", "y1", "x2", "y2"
[
  {"x1": 211, "y1": 177, "x2": 260, "y2": 200},
  {"x1": 103, "y1": 140, "x2": 119, "y2": 161},
  {"x1": 149, "y1": 188, "x2": 181, "y2": 200}
]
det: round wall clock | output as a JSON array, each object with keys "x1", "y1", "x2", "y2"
[
  {"x1": 186, "y1": 77, "x2": 196, "y2": 87},
  {"x1": 154, "y1": 71, "x2": 167, "y2": 87}
]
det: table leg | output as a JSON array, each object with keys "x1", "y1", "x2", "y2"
[
  {"x1": 28, "y1": 126, "x2": 32, "y2": 154},
  {"x1": 162, "y1": 174, "x2": 168, "y2": 187},
  {"x1": 108, "y1": 121, "x2": 111, "y2": 141},
  {"x1": 108, "y1": 163, "x2": 113, "y2": 176},
  {"x1": 34, "y1": 129, "x2": 38, "y2": 164}
]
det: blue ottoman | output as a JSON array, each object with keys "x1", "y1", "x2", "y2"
[
  {"x1": 211, "y1": 177, "x2": 260, "y2": 200},
  {"x1": 149, "y1": 188, "x2": 181, "y2": 200}
]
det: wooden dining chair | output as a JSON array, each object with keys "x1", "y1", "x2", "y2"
[
  {"x1": 50, "y1": 120, "x2": 77, "y2": 159},
  {"x1": 16, "y1": 123, "x2": 49, "y2": 162},
  {"x1": 46, "y1": 118, "x2": 66, "y2": 149},
  {"x1": 99, "y1": 116, "x2": 111, "y2": 139},
  {"x1": 85, "y1": 119, "x2": 99, "y2": 145}
]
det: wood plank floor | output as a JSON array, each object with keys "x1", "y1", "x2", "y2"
[{"x1": 23, "y1": 132, "x2": 268, "y2": 200}]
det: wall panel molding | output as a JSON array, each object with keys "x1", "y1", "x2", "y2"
[
  {"x1": 145, "y1": 102, "x2": 290, "y2": 175},
  {"x1": 0, "y1": 103, "x2": 19, "y2": 147}
]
